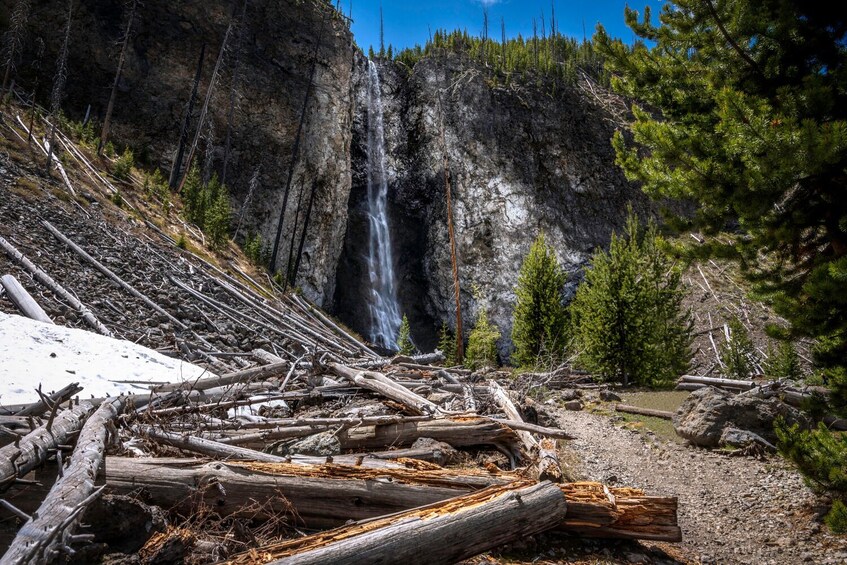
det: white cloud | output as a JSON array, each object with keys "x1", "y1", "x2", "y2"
[{"x1": 476, "y1": 0, "x2": 501, "y2": 6}]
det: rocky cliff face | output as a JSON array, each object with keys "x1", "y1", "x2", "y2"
[
  {"x1": 7, "y1": 0, "x2": 645, "y2": 357},
  {"x1": 336, "y1": 55, "x2": 648, "y2": 355},
  {"x1": 6, "y1": 0, "x2": 355, "y2": 305}
]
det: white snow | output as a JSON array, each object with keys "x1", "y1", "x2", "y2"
[{"x1": 0, "y1": 312, "x2": 212, "y2": 408}]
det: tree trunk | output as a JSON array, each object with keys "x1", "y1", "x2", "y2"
[
  {"x1": 14, "y1": 383, "x2": 82, "y2": 418},
  {"x1": 0, "y1": 402, "x2": 95, "y2": 493},
  {"x1": 329, "y1": 363, "x2": 439, "y2": 416},
  {"x1": 98, "y1": 0, "x2": 137, "y2": 155},
  {"x1": 152, "y1": 360, "x2": 287, "y2": 393},
  {"x1": 169, "y1": 44, "x2": 205, "y2": 188},
  {"x1": 2, "y1": 398, "x2": 125, "y2": 564},
  {"x1": 0, "y1": 274, "x2": 53, "y2": 324},
  {"x1": 245, "y1": 481, "x2": 568, "y2": 565}
]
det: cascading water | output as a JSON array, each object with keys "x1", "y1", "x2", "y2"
[{"x1": 364, "y1": 59, "x2": 402, "y2": 350}]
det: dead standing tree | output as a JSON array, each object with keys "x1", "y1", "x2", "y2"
[
  {"x1": 98, "y1": 0, "x2": 138, "y2": 155},
  {"x1": 221, "y1": 0, "x2": 249, "y2": 187},
  {"x1": 169, "y1": 44, "x2": 206, "y2": 188},
  {"x1": 44, "y1": 0, "x2": 73, "y2": 177},
  {"x1": 1, "y1": 0, "x2": 30, "y2": 95}
]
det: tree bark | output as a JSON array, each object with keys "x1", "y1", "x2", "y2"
[
  {"x1": 0, "y1": 402, "x2": 95, "y2": 494},
  {"x1": 152, "y1": 361, "x2": 287, "y2": 393},
  {"x1": 98, "y1": 0, "x2": 137, "y2": 155},
  {"x1": 169, "y1": 44, "x2": 205, "y2": 188},
  {"x1": 329, "y1": 363, "x2": 439, "y2": 416},
  {"x1": 2, "y1": 398, "x2": 125, "y2": 564},
  {"x1": 0, "y1": 274, "x2": 53, "y2": 324},
  {"x1": 248, "y1": 481, "x2": 568, "y2": 565},
  {"x1": 14, "y1": 383, "x2": 82, "y2": 418}
]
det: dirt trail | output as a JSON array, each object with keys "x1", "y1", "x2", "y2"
[{"x1": 556, "y1": 409, "x2": 847, "y2": 564}]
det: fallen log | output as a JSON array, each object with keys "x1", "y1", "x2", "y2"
[
  {"x1": 0, "y1": 274, "x2": 53, "y2": 324},
  {"x1": 0, "y1": 402, "x2": 95, "y2": 493},
  {"x1": 2, "y1": 397, "x2": 126, "y2": 564},
  {"x1": 490, "y1": 380, "x2": 562, "y2": 481},
  {"x1": 678, "y1": 375, "x2": 754, "y2": 390},
  {"x1": 152, "y1": 362, "x2": 287, "y2": 393},
  {"x1": 0, "y1": 237, "x2": 113, "y2": 336},
  {"x1": 227, "y1": 480, "x2": 568, "y2": 565},
  {"x1": 14, "y1": 383, "x2": 83, "y2": 418},
  {"x1": 139, "y1": 427, "x2": 407, "y2": 470},
  {"x1": 614, "y1": 404, "x2": 675, "y2": 420},
  {"x1": 104, "y1": 458, "x2": 680, "y2": 542},
  {"x1": 329, "y1": 363, "x2": 439, "y2": 416}
]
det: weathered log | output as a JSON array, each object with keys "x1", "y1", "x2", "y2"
[
  {"x1": 678, "y1": 375, "x2": 754, "y2": 390},
  {"x1": 152, "y1": 361, "x2": 287, "y2": 393},
  {"x1": 42, "y1": 220, "x2": 188, "y2": 332},
  {"x1": 139, "y1": 427, "x2": 406, "y2": 469},
  {"x1": 0, "y1": 237, "x2": 113, "y2": 336},
  {"x1": 490, "y1": 380, "x2": 562, "y2": 481},
  {"x1": 231, "y1": 481, "x2": 568, "y2": 565},
  {"x1": 2, "y1": 398, "x2": 126, "y2": 564},
  {"x1": 614, "y1": 404, "x2": 675, "y2": 420},
  {"x1": 14, "y1": 383, "x2": 83, "y2": 418},
  {"x1": 0, "y1": 403, "x2": 95, "y2": 493},
  {"x1": 329, "y1": 363, "x2": 439, "y2": 416},
  {"x1": 0, "y1": 274, "x2": 53, "y2": 324},
  {"x1": 104, "y1": 458, "x2": 679, "y2": 542}
]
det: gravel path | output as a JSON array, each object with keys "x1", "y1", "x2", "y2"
[{"x1": 554, "y1": 409, "x2": 847, "y2": 564}]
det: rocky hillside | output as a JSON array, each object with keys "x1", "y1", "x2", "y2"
[{"x1": 6, "y1": 0, "x2": 645, "y2": 356}]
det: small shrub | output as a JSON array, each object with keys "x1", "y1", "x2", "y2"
[
  {"x1": 176, "y1": 233, "x2": 187, "y2": 249},
  {"x1": 763, "y1": 340, "x2": 802, "y2": 380},
  {"x1": 465, "y1": 307, "x2": 500, "y2": 370},
  {"x1": 243, "y1": 233, "x2": 265, "y2": 265},
  {"x1": 397, "y1": 315, "x2": 415, "y2": 355},
  {"x1": 112, "y1": 147, "x2": 134, "y2": 181},
  {"x1": 104, "y1": 141, "x2": 116, "y2": 158},
  {"x1": 721, "y1": 317, "x2": 756, "y2": 380},
  {"x1": 776, "y1": 420, "x2": 847, "y2": 534},
  {"x1": 110, "y1": 190, "x2": 123, "y2": 208},
  {"x1": 825, "y1": 500, "x2": 847, "y2": 535},
  {"x1": 437, "y1": 322, "x2": 456, "y2": 366}
]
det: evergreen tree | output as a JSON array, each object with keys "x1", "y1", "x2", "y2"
[
  {"x1": 465, "y1": 307, "x2": 500, "y2": 370},
  {"x1": 511, "y1": 232, "x2": 568, "y2": 369},
  {"x1": 437, "y1": 322, "x2": 456, "y2": 366},
  {"x1": 397, "y1": 314, "x2": 415, "y2": 355},
  {"x1": 720, "y1": 317, "x2": 756, "y2": 380},
  {"x1": 570, "y1": 210, "x2": 691, "y2": 386},
  {"x1": 764, "y1": 340, "x2": 802, "y2": 381},
  {"x1": 182, "y1": 164, "x2": 205, "y2": 227},
  {"x1": 595, "y1": 1, "x2": 847, "y2": 401},
  {"x1": 205, "y1": 180, "x2": 231, "y2": 250}
]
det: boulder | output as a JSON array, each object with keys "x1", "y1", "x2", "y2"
[
  {"x1": 673, "y1": 386, "x2": 809, "y2": 447},
  {"x1": 600, "y1": 390, "x2": 622, "y2": 402},
  {"x1": 564, "y1": 400, "x2": 584, "y2": 411},
  {"x1": 284, "y1": 431, "x2": 341, "y2": 457},
  {"x1": 719, "y1": 427, "x2": 777, "y2": 453}
]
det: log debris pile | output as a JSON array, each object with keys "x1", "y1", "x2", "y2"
[{"x1": 0, "y1": 118, "x2": 680, "y2": 563}]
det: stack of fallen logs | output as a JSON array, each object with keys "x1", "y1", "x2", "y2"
[{"x1": 0, "y1": 355, "x2": 681, "y2": 563}]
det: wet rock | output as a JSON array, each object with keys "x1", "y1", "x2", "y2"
[
  {"x1": 673, "y1": 386, "x2": 809, "y2": 447},
  {"x1": 560, "y1": 388, "x2": 582, "y2": 401}
]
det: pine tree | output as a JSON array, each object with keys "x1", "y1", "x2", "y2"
[
  {"x1": 764, "y1": 340, "x2": 802, "y2": 381},
  {"x1": 570, "y1": 210, "x2": 691, "y2": 387},
  {"x1": 205, "y1": 180, "x2": 231, "y2": 250},
  {"x1": 465, "y1": 307, "x2": 500, "y2": 370},
  {"x1": 437, "y1": 322, "x2": 456, "y2": 366},
  {"x1": 397, "y1": 314, "x2": 415, "y2": 355},
  {"x1": 720, "y1": 317, "x2": 756, "y2": 380},
  {"x1": 595, "y1": 1, "x2": 847, "y2": 402},
  {"x1": 511, "y1": 232, "x2": 568, "y2": 369},
  {"x1": 181, "y1": 164, "x2": 205, "y2": 227}
]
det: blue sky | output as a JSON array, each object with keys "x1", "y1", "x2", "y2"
[{"x1": 345, "y1": 0, "x2": 666, "y2": 53}]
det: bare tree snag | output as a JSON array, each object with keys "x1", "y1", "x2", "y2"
[
  {"x1": 0, "y1": 402, "x2": 95, "y2": 494},
  {"x1": 42, "y1": 220, "x2": 187, "y2": 331},
  {"x1": 1, "y1": 0, "x2": 30, "y2": 93},
  {"x1": 437, "y1": 98, "x2": 463, "y2": 362},
  {"x1": 169, "y1": 44, "x2": 206, "y2": 188},
  {"x1": 0, "y1": 274, "x2": 53, "y2": 324},
  {"x1": 44, "y1": 0, "x2": 73, "y2": 177},
  {"x1": 228, "y1": 481, "x2": 567, "y2": 565},
  {"x1": 0, "y1": 236, "x2": 113, "y2": 336},
  {"x1": 329, "y1": 363, "x2": 438, "y2": 415},
  {"x1": 2, "y1": 398, "x2": 125, "y2": 564},
  {"x1": 98, "y1": 0, "x2": 137, "y2": 155}
]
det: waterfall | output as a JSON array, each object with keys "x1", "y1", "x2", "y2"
[{"x1": 365, "y1": 59, "x2": 402, "y2": 350}]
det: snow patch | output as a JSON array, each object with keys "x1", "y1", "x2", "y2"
[{"x1": 0, "y1": 313, "x2": 211, "y2": 407}]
